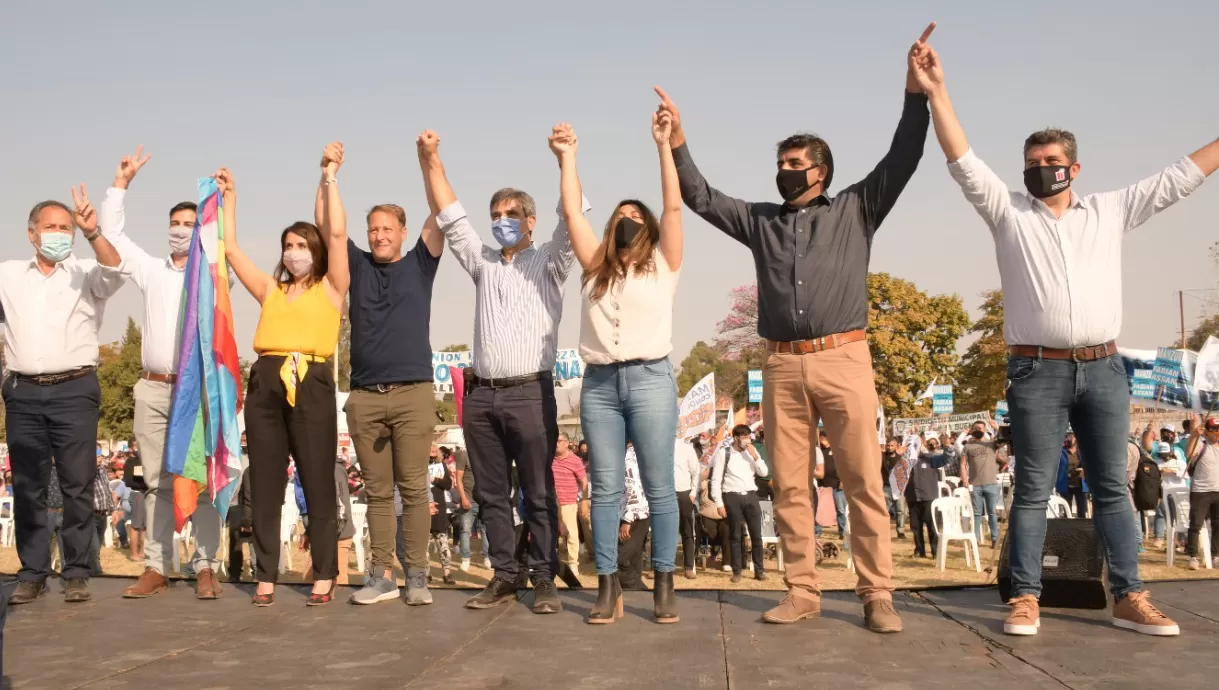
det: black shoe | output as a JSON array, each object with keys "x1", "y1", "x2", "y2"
[
  {"x1": 730, "y1": 573, "x2": 743, "y2": 584},
  {"x1": 587, "y1": 573, "x2": 623, "y2": 624},
  {"x1": 63, "y1": 578, "x2": 91, "y2": 603},
  {"x1": 465, "y1": 576, "x2": 518, "y2": 610},
  {"x1": 896, "y1": 533, "x2": 907, "y2": 540},
  {"x1": 653, "y1": 571, "x2": 679, "y2": 624},
  {"x1": 755, "y1": 570, "x2": 767, "y2": 582},
  {"x1": 8, "y1": 580, "x2": 47, "y2": 605},
  {"x1": 558, "y1": 562, "x2": 583, "y2": 589},
  {"x1": 531, "y1": 578, "x2": 562, "y2": 614}
]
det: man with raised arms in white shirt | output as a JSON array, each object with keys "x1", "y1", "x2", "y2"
[
  {"x1": 910, "y1": 31, "x2": 1218, "y2": 638},
  {"x1": 4, "y1": 187, "x2": 124, "y2": 606},
  {"x1": 98, "y1": 147, "x2": 231, "y2": 601}
]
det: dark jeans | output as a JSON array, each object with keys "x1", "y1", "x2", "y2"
[
  {"x1": 618, "y1": 517, "x2": 650, "y2": 590},
  {"x1": 832, "y1": 488, "x2": 848, "y2": 537},
  {"x1": 677, "y1": 492, "x2": 697, "y2": 569},
  {"x1": 464, "y1": 377, "x2": 560, "y2": 582},
  {"x1": 88, "y1": 512, "x2": 108, "y2": 573},
  {"x1": 1007, "y1": 354, "x2": 1141, "y2": 600},
  {"x1": 1188, "y1": 491, "x2": 1219, "y2": 559},
  {"x1": 3, "y1": 372, "x2": 101, "y2": 583},
  {"x1": 245, "y1": 356, "x2": 339, "y2": 583},
  {"x1": 1068, "y1": 487, "x2": 1089, "y2": 519},
  {"x1": 909, "y1": 499, "x2": 937, "y2": 557},
  {"x1": 724, "y1": 492, "x2": 763, "y2": 574},
  {"x1": 699, "y1": 515, "x2": 732, "y2": 564}
]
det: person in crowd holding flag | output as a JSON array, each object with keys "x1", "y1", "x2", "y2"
[
  {"x1": 553, "y1": 111, "x2": 685, "y2": 624},
  {"x1": 655, "y1": 22, "x2": 936, "y2": 631},
  {"x1": 429, "y1": 124, "x2": 589, "y2": 615},
  {"x1": 3, "y1": 188, "x2": 125, "y2": 606},
  {"x1": 220, "y1": 142, "x2": 348, "y2": 607},
  {"x1": 96, "y1": 147, "x2": 230, "y2": 600},
  {"x1": 338, "y1": 134, "x2": 444, "y2": 608},
  {"x1": 912, "y1": 30, "x2": 1218, "y2": 637}
]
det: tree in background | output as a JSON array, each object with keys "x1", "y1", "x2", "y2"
[
  {"x1": 1188, "y1": 313, "x2": 1219, "y2": 351},
  {"x1": 677, "y1": 341, "x2": 722, "y2": 397},
  {"x1": 956, "y1": 289, "x2": 1007, "y2": 413},
  {"x1": 440, "y1": 343, "x2": 470, "y2": 352},
  {"x1": 716, "y1": 286, "x2": 761, "y2": 358},
  {"x1": 239, "y1": 358, "x2": 252, "y2": 393},
  {"x1": 97, "y1": 317, "x2": 143, "y2": 442},
  {"x1": 336, "y1": 310, "x2": 351, "y2": 392}
]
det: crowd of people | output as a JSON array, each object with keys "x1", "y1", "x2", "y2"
[{"x1": 3, "y1": 21, "x2": 1218, "y2": 644}]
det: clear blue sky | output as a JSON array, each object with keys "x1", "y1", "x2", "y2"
[{"x1": 3, "y1": 1, "x2": 1217, "y2": 362}]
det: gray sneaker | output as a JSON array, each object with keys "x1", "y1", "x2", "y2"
[
  {"x1": 405, "y1": 568, "x2": 433, "y2": 606},
  {"x1": 349, "y1": 569, "x2": 399, "y2": 605}
]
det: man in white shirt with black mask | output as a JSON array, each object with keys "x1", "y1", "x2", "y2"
[
  {"x1": 712, "y1": 425, "x2": 769, "y2": 584},
  {"x1": 911, "y1": 33, "x2": 1217, "y2": 638},
  {"x1": 97, "y1": 147, "x2": 230, "y2": 601},
  {"x1": 4, "y1": 187, "x2": 124, "y2": 606}
]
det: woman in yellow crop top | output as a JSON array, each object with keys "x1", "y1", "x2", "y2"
[{"x1": 217, "y1": 142, "x2": 349, "y2": 607}]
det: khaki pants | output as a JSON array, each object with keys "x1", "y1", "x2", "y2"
[
  {"x1": 336, "y1": 538, "x2": 352, "y2": 585},
  {"x1": 559, "y1": 503, "x2": 580, "y2": 565},
  {"x1": 762, "y1": 340, "x2": 892, "y2": 602},
  {"x1": 345, "y1": 384, "x2": 435, "y2": 572},
  {"x1": 578, "y1": 498, "x2": 593, "y2": 560}
]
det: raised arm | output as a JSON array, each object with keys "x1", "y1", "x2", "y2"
[
  {"x1": 653, "y1": 110, "x2": 683, "y2": 271},
  {"x1": 413, "y1": 130, "x2": 447, "y2": 259},
  {"x1": 71, "y1": 184, "x2": 125, "y2": 298},
  {"x1": 550, "y1": 123, "x2": 600, "y2": 271},
  {"x1": 1112, "y1": 141, "x2": 1211, "y2": 232},
  {"x1": 420, "y1": 132, "x2": 485, "y2": 281},
  {"x1": 318, "y1": 142, "x2": 350, "y2": 308},
  {"x1": 656, "y1": 86, "x2": 754, "y2": 247},
  {"x1": 100, "y1": 147, "x2": 155, "y2": 285},
  {"x1": 216, "y1": 168, "x2": 275, "y2": 304},
  {"x1": 1191, "y1": 140, "x2": 1219, "y2": 178}
]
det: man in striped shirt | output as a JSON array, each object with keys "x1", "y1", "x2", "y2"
[{"x1": 422, "y1": 127, "x2": 590, "y2": 615}]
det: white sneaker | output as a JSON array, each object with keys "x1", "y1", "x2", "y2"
[
  {"x1": 1189, "y1": 557, "x2": 1200, "y2": 571},
  {"x1": 483, "y1": 557, "x2": 492, "y2": 569},
  {"x1": 460, "y1": 558, "x2": 471, "y2": 572},
  {"x1": 722, "y1": 565, "x2": 733, "y2": 573}
]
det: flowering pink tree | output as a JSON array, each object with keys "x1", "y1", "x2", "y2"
[{"x1": 716, "y1": 285, "x2": 760, "y2": 358}]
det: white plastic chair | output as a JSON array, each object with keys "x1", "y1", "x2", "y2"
[
  {"x1": 104, "y1": 514, "x2": 114, "y2": 548},
  {"x1": 944, "y1": 476, "x2": 962, "y2": 491},
  {"x1": 932, "y1": 495, "x2": 980, "y2": 572},
  {"x1": 937, "y1": 481, "x2": 953, "y2": 498},
  {"x1": 0, "y1": 496, "x2": 15, "y2": 547},
  {"x1": 350, "y1": 502, "x2": 368, "y2": 573},
  {"x1": 1162, "y1": 489, "x2": 1211, "y2": 568},
  {"x1": 1046, "y1": 495, "x2": 1073, "y2": 519},
  {"x1": 280, "y1": 498, "x2": 300, "y2": 573}
]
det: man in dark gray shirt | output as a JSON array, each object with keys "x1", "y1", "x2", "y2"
[
  {"x1": 960, "y1": 419, "x2": 1002, "y2": 547},
  {"x1": 655, "y1": 23, "x2": 934, "y2": 633}
]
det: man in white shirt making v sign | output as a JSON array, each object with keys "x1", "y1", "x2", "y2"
[
  {"x1": 910, "y1": 29, "x2": 1217, "y2": 639},
  {"x1": 712, "y1": 425, "x2": 769, "y2": 584}
]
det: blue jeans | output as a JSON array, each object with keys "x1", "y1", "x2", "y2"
[
  {"x1": 458, "y1": 501, "x2": 484, "y2": 560},
  {"x1": 832, "y1": 488, "x2": 848, "y2": 537},
  {"x1": 971, "y1": 484, "x2": 1001, "y2": 543},
  {"x1": 1006, "y1": 354, "x2": 1141, "y2": 600},
  {"x1": 582, "y1": 359, "x2": 679, "y2": 575}
]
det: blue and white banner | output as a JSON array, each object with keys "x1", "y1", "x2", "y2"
[
  {"x1": 932, "y1": 384, "x2": 954, "y2": 415},
  {"x1": 1118, "y1": 347, "x2": 1219, "y2": 411},
  {"x1": 432, "y1": 348, "x2": 586, "y2": 393},
  {"x1": 748, "y1": 370, "x2": 763, "y2": 404}
]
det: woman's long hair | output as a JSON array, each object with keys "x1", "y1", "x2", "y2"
[
  {"x1": 581, "y1": 200, "x2": 660, "y2": 302},
  {"x1": 273, "y1": 221, "x2": 328, "y2": 289}
]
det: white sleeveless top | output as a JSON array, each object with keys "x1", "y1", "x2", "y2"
[{"x1": 579, "y1": 249, "x2": 679, "y2": 365}]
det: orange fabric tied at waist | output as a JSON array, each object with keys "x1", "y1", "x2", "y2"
[{"x1": 261, "y1": 351, "x2": 328, "y2": 407}]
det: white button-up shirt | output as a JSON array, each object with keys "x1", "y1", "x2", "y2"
[
  {"x1": 0, "y1": 255, "x2": 125, "y2": 375},
  {"x1": 710, "y1": 444, "x2": 768, "y2": 507},
  {"x1": 437, "y1": 198, "x2": 589, "y2": 380},
  {"x1": 948, "y1": 149, "x2": 1206, "y2": 348},
  {"x1": 673, "y1": 437, "x2": 701, "y2": 495}
]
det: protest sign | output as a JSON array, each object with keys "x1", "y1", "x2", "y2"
[
  {"x1": 678, "y1": 373, "x2": 716, "y2": 439},
  {"x1": 891, "y1": 411, "x2": 989, "y2": 437},
  {"x1": 748, "y1": 370, "x2": 763, "y2": 404},
  {"x1": 432, "y1": 348, "x2": 585, "y2": 393},
  {"x1": 932, "y1": 385, "x2": 954, "y2": 415}
]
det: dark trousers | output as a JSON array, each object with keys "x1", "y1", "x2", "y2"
[
  {"x1": 1068, "y1": 487, "x2": 1089, "y2": 518},
  {"x1": 909, "y1": 499, "x2": 938, "y2": 557},
  {"x1": 3, "y1": 372, "x2": 101, "y2": 582},
  {"x1": 88, "y1": 512, "x2": 108, "y2": 573},
  {"x1": 677, "y1": 492, "x2": 697, "y2": 569},
  {"x1": 724, "y1": 492, "x2": 763, "y2": 574},
  {"x1": 1188, "y1": 491, "x2": 1219, "y2": 559},
  {"x1": 618, "y1": 517, "x2": 650, "y2": 590},
  {"x1": 700, "y1": 515, "x2": 732, "y2": 564},
  {"x1": 464, "y1": 378, "x2": 560, "y2": 582},
  {"x1": 245, "y1": 356, "x2": 339, "y2": 583}
]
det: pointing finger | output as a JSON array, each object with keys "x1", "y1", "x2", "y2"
[
  {"x1": 918, "y1": 21, "x2": 936, "y2": 44},
  {"x1": 654, "y1": 85, "x2": 672, "y2": 105}
]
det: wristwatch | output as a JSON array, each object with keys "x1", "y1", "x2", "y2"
[{"x1": 84, "y1": 230, "x2": 101, "y2": 242}]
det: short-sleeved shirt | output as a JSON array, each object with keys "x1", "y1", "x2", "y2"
[
  {"x1": 454, "y1": 448, "x2": 475, "y2": 501},
  {"x1": 552, "y1": 453, "x2": 586, "y2": 505},
  {"x1": 348, "y1": 237, "x2": 440, "y2": 388},
  {"x1": 962, "y1": 440, "x2": 1000, "y2": 486},
  {"x1": 1190, "y1": 441, "x2": 1219, "y2": 493}
]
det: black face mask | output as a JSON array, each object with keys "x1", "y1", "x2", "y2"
[
  {"x1": 1023, "y1": 165, "x2": 1072, "y2": 199},
  {"x1": 970, "y1": 430, "x2": 985, "y2": 440},
  {"x1": 776, "y1": 168, "x2": 816, "y2": 203},
  {"x1": 614, "y1": 217, "x2": 643, "y2": 250}
]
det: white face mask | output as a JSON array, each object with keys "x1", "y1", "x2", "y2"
[
  {"x1": 282, "y1": 248, "x2": 313, "y2": 278},
  {"x1": 168, "y1": 226, "x2": 192, "y2": 255}
]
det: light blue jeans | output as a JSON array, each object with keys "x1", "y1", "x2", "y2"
[
  {"x1": 458, "y1": 501, "x2": 484, "y2": 560},
  {"x1": 582, "y1": 359, "x2": 679, "y2": 575},
  {"x1": 971, "y1": 484, "x2": 1001, "y2": 543},
  {"x1": 1006, "y1": 355, "x2": 1142, "y2": 601}
]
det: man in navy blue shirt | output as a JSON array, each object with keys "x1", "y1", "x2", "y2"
[{"x1": 322, "y1": 140, "x2": 445, "y2": 607}]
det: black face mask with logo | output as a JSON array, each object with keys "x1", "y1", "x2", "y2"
[
  {"x1": 776, "y1": 168, "x2": 817, "y2": 203},
  {"x1": 615, "y1": 217, "x2": 644, "y2": 249},
  {"x1": 1023, "y1": 165, "x2": 1072, "y2": 199}
]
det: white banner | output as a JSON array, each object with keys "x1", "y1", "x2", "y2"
[
  {"x1": 891, "y1": 411, "x2": 990, "y2": 437},
  {"x1": 677, "y1": 373, "x2": 716, "y2": 439},
  {"x1": 1194, "y1": 337, "x2": 1219, "y2": 394}
]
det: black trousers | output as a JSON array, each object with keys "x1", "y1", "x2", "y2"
[
  {"x1": 1068, "y1": 487, "x2": 1089, "y2": 518},
  {"x1": 618, "y1": 517, "x2": 651, "y2": 590},
  {"x1": 677, "y1": 492, "x2": 697, "y2": 569},
  {"x1": 1188, "y1": 491, "x2": 1219, "y2": 558},
  {"x1": 724, "y1": 492, "x2": 764, "y2": 574},
  {"x1": 909, "y1": 499, "x2": 938, "y2": 557},
  {"x1": 245, "y1": 356, "x2": 338, "y2": 583},
  {"x1": 464, "y1": 378, "x2": 560, "y2": 582},
  {"x1": 3, "y1": 372, "x2": 101, "y2": 582}
]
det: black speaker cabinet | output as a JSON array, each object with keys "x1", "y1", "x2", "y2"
[{"x1": 998, "y1": 518, "x2": 1108, "y2": 609}]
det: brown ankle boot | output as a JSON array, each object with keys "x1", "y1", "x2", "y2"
[
  {"x1": 123, "y1": 567, "x2": 169, "y2": 598},
  {"x1": 195, "y1": 568, "x2": 223, "y2": 599}
]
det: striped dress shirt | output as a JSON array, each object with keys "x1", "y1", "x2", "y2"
[
  {"x1": 947, "y1": 149, "x2": 1205, "y2": 348},
  {"x1": 437, "y1": 197, "x2": 590, "y2": 379}
]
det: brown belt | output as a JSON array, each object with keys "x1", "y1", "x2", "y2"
[
  {"x1": 141, "y1": 371, "x2": 177, "y2": 384},
  {"x1": 766, "y1": 329, "x2": 867, "y2": 355},
  {"x1": 1008, "y1": 341, "x2": 1117, "y2": 362}
]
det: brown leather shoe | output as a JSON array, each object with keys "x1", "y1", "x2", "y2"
[
  {"x1": 123, "y1": 567, "x2": 169, "y2": 598},
  {"x1": 864, "y1": 598, "x2": 903, "y2": 633},
  {"x1": 195, "y1": 568, "x2": 223, "y2": 600},
  {"x1": 763, "y1": 592, "x2": 821, "y2": 624}
]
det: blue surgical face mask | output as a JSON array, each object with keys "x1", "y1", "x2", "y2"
[
  {"x1": 491, "y1": 217, "x2": 523, "y2": 248},
  {"x1": 38, "y1": 231, "x2": 74, "y2": 263}
]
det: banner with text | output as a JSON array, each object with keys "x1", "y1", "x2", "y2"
[
  {"x1": 891, "y1": 411, "x2": 989, "y2": 437},
  {"x1": 932, "y1": 384, "x2": 954, "y2": 415},
  {"x1": 432, "y1": 349, "x2": 586, "y2": 393},
  {"x1": 1116, "y1": 347, "x2": 1218, "y2": 411},
  {"x1": 678, "y1": 373, "x2": 716, "y2": 439},
  {"x1": 748, "y1": 370, "x2": 763, "y2": 404}
]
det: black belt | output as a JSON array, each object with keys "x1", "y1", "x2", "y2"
[
  {"x1": 11, "y1": 366, "x2": 95, "y2": 386},
  {"x1": 357, "y1": 381, "x2": 428, "y2": 394},
  {"x1": 469, "y1": 371, "x2": 549, "y2": 389}
]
